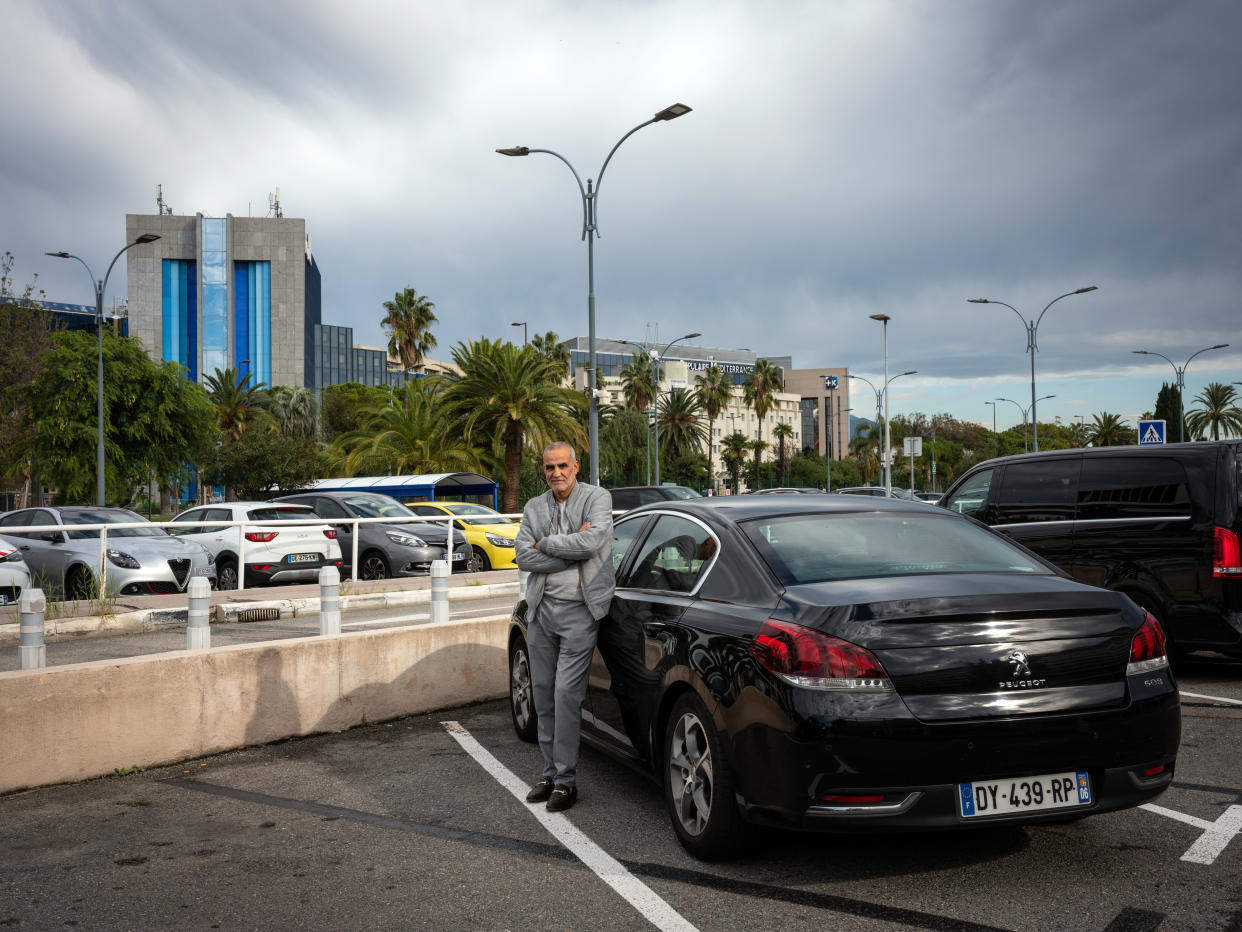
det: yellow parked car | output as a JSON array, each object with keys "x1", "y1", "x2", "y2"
[{"x1": 407, "y1": 501, "x2": 518, "y2": 572}]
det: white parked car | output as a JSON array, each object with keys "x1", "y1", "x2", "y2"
[
  {"x1": 0, "y1": 534, "x2": 32, "y2": 606},
  {"x1": 168, "y1": 502, "x2": 343, "y2": 590}
]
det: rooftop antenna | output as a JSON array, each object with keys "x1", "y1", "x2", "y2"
[
  {"x1": 155, "y1": 184, "x2": 172, "y2": 215},
  {"x1": 268, "y1": 186, "x2": 283, "y2": 219}
]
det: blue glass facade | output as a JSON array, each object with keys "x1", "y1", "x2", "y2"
[
  {"x1": 201, "y1": 217, "x2": 228, "y2": 376},
  {"x1": 160, "y1": 259, "x2": 197, "y2": 381},
  {"x1": 234, "y1": 260, "x2": 271, "y2": 386}
]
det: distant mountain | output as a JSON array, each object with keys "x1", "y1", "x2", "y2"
[{"x1": 850, "y1": 414, "x2": 874, "y2": 439}]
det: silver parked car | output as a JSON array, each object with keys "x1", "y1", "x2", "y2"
[
  {"x1": 0, "y1": 507, "x2": 215, "y2": 597},
  {"x1": 0, "y1": 534, "x2": 32, "y2": 606}
]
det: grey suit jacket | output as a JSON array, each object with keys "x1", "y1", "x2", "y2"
[{"x1": 516, "y1": 481, "x2": 615, "y2": 620}]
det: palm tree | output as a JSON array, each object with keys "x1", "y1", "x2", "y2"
[
  {"x1": 1186, "y1": 382, "x2": 1242, "y2": 441},
  {"x1": 694, "y1": 364, "x2": 732, "y2": 493},
  {"x1": 720, "y1": 432, "x2": 749, "y2": 495},
  {"x1": 439, "y1": 338, "x2": 586, "y2": 512},
  {"x1": 772, "y1": 421, "x2": 794, "y2": 485},
  {"x1": 265, "y1": 385, "x2": 319, "y2": 440},
  {"x1": 619, "y1": 352, "x2": 657, "y2": 416},
  {"x1": 203, "y1": 367, "x2": 267, "y2": 442},
  {"x1": 747, "y1": 439, "x2": 769, "y2": 489},
  {"x1": 658, "y1": 387, "x2": 709, "y2": 473},
  {"x1": 381, "y1": 287, "x2": 438, "y2": 375},
  {"x1": 743, "y1": 359, "x2": 783, "y2": 489},
  {"x1": 333, "y1": 380, "x2": 481, "y2": 476},
  {"x1": 1089, "y1": 412, "x2": 1134, "y2": 447},
  {"x1": 530, "y1": 331, "x2": 572, "y2": 384}
]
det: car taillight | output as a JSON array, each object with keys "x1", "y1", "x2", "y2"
[
  {"x1": 1127, "y1": 611, "x2": 1169, "y2": 676},
  {"x1": 245, "y1": 531, "x2": 277, "y2": 542},
  {"x1": 1213, "y1": 526, "x2": 1242, "y2": 577},
  {"x1": 750, "y1": 620, "x2": 893, "y2": 691},
  {"x1": 323, "y1": 529, "x2": 338, "y2": 539}
]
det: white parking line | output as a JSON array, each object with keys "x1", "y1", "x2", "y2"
[
  {"x1": 441, "y1": 720, "x2": 698, "y2": 932},
  {"x1": 1180, "y1": 691, "x2": 1242, "y2": 707},
  {"x1": 1142, "y1": 803, "x2": 1242, "y2": 865}
]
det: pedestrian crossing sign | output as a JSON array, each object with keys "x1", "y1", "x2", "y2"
[{"x1": 1138, "y1": 419, "x2": 1166, "y2": 445}]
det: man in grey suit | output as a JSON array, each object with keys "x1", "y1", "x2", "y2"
[{"x1": 515, "y1": 441, "x2": 615, "y2": 812}]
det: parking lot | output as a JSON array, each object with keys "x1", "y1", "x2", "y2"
[{"x1": 1, "y1": 651, "x2": 1239, "y2": 930}]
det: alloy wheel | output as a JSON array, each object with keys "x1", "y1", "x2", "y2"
[{"x1": 668, "y1": 710, "x2": 714, "y2": 836}]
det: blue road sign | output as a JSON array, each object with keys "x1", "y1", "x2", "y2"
[
  {"x1": 1138, "y1": 420, "x2": 1166, "y2": 445},
  {"x1": 824, "y1": 375, "x2": 839, "y2": 390}
]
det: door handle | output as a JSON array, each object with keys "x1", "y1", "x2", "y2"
[{"x1": 643, "y1": 620, "x2": 671, "y2": 635}]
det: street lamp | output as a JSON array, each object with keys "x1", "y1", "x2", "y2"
[
  {"x1": 46, "y1": 233, "x2": 161, "y2": 505},
  {"x1": 511, "y1": 321, "x2": 527, "y2": 345},
  {"x1": 985, "y1": 400, "x2": 997, "y2": 434},
  {"x1": 996, "y1": 394, "x2": 1055, "y2": 452},
  {"x1": 1131, "y1": 344, "x2": 1229, "y2": 443},
  {"x1": 969, "y1": 286, "x2": 1097, "y2": 452},
  {"x1": 869, "y1": 314, "x2": 892, "y2": 494},
  {"x1": 496, "y1": 102, "x2": 692, "y2": 485},
  {"x1": 652, "y1": 332, "x2": 701, "y2": 486},
  {"x1": 850, "y1": 368, "x2": 916, "y2": 494}
]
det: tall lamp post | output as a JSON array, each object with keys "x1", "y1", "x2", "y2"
[
  {"x1": 968, "y1": 286, "x2": 1097, "y2": 452},
  {"x1": 985, "y1": 400, "x2": 997, "y2": 434},
  {"x1": 47, "y1": 233, "x2": 161, "y2": 506},
  {"x1": 997, "y1": 394, "x2": 1055, "y2": 452},
  {"x1": 1131, "y1": 343, "x2": 1229, "y2": 443},
  {"x1": 850, "y1": 369, "x2": 916, "y2": 493},
  {"x1": 511, "y1": 321, "x2": 527, "y2": 345},
  {"x1": 496, "y1": 102, "x2": 692, "y2": 485},
  {"x1": 652, "y1": 332, "x2": 701, "y2": 486},
  {"x1": 868, "y1": 314, "x2": 892, "y2": 494}
]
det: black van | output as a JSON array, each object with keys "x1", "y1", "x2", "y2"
[{"x1": 939, "y1": 442, "x2": 1242, "y2": 656}]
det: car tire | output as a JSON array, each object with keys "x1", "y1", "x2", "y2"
[
  {"x1": 66, "y1": 565, "x2": 92, "y2": 600},
  {"x1": 359, "y1": 551, "x2": 390, "y2": 581},
  {"x1": 509, "y1": 634, "x2": 538, "y2": 743},
  {"x1": 663, "y1": 691, "x2": 750, "y2": 861},
  {"x1": 217, "y1": 558, "x2": 239, "y2": 591},
  {"x1": 469, "y1": 546, "x2": 491, "y2": 574}
]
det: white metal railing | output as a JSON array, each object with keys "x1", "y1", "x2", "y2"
[{"x1": 4, "y1": 511, "x2": 525, "y2": 596}]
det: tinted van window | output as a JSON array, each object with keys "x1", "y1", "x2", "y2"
[
  {"x1": 944, "y1": 468, "x2": 994, "y2": 518},
  {"x1": 994, "y1": 459, "x2": 1079, "y2": 524},
  {"x1": 1077, "y1": 457, "x2": 1191, "y2": 520}
]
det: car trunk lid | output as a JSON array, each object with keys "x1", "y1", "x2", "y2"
[{"x1": 781, "y1": 573, "x2": 1135, "y2": 721}]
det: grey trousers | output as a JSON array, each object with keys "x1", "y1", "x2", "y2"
[{"x1": 527, "y1": 596, "x2": 600, "y2": 788}]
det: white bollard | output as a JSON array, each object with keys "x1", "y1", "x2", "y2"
[
  {"x1": 319, "y1": 564, "x2": 341, "y2": 636},
  {"x1": 430, "y1": 560, "x2": 449, "y2": 624},
  {"x1": 19, "y1": 587, "x2": 47, "y2": 670},
  {"x1": 187, "y1": 576, "x2": 211, "y2": 650}
]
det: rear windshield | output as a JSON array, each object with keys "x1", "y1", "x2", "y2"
[
  {"x1": 63, "y1": 509, "x2": 168, "y2": 539},
  {"x1": 741, "y1": 512, "x2": 1050, "y2": 585},
  {"x1": 247, "y1": 507, "x2": 316, "y2": 522},
  {"x1": 341, "y1": 494, "x2": 417, "y2": 519},
  {"x1": 663, "y1": 487, "x2": 702, "y2": 500},
  {"x1": 442, "y1": 503, "x2": 514, "y2": 525}
]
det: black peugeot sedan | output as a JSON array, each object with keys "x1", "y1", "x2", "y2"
[{"x1": 507, "y1": 495, "x2": 1180, "y2": 860}]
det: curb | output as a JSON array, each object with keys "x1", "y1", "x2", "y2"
[{"x1": 0, "y1": 581, "x2": 520, "y2": 646}]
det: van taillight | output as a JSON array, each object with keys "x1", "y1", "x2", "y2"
[{"x1": 1213, "y1": 527, "x2": 1242, "y2": 577}]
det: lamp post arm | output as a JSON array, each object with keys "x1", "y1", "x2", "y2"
[
  {"x1": 593, "y1": 118, "x2": 658, "y2": 236},
  {"x1": 1183, "y1": 345, "x2": 1224, "y2": 371},
  {"x1": 1033, "y1": 291, "x2": 1080, "y2": 349},
  {"x1": 525, "y1": 149, "x2": 590, "y2": 240},
  {"x1": 102, "y1": 241, "x2": 144, "y2": 297}
]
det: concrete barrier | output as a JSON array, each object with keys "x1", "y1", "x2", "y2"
[{"x1": 0, "y1": 614, "x2": 511, "y2": 795}]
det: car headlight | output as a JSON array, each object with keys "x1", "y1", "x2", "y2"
[
  {"x1": 106, "y1": 549, "x2": 142, "y2": 569},
  {"x1": 387, "y1": 532, "x2": 428, "y2": 548},
  {"x1": 484, "y1": 533, "x2": 516, "y2": 548}
]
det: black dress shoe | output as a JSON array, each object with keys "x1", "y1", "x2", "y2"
[
  {"x1": 526, "y1": 779, "x2": 554, "y2": 803},
  {"x1": 546, "y1": 785, "x2": 578, "y2": 812}
]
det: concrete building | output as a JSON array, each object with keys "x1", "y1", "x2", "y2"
[
  {"x1": 781, "y1": 367, "x2": 852, "y2": 462},
  {"x1": 125, "y1": 212, "x2": 320, "y2": 389}
]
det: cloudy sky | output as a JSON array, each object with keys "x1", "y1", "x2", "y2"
[{"x1": 3, "y1": 0, "x2": 1239, "y2": 432}]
